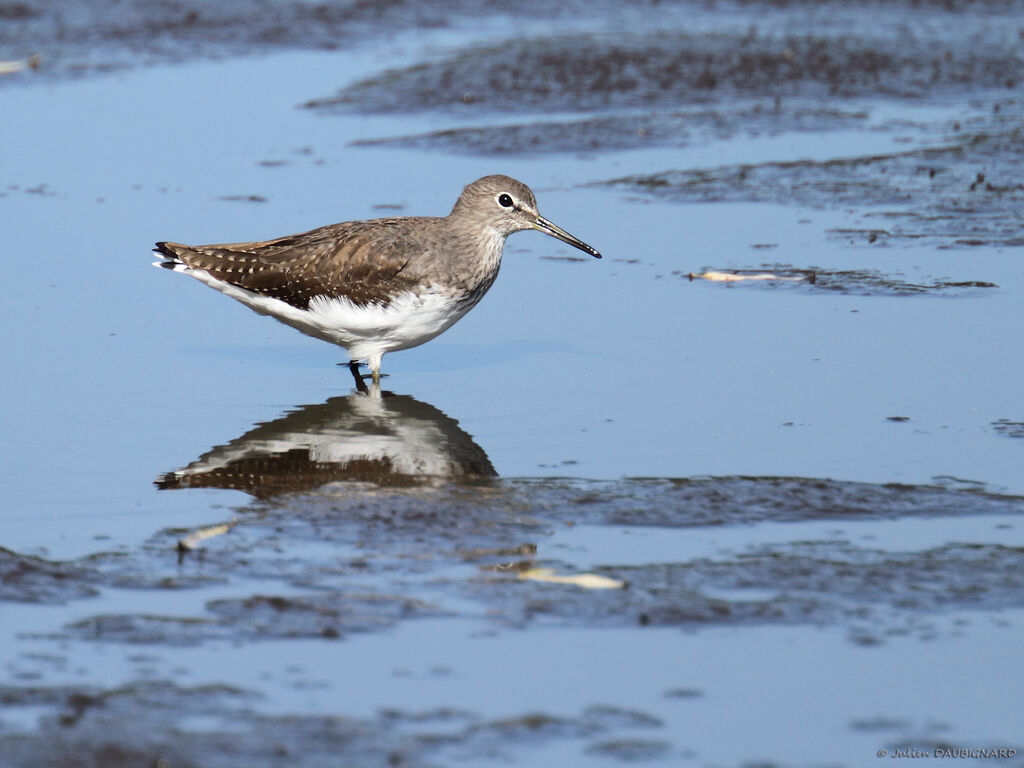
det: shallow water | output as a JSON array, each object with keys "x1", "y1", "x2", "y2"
[{"x1": 2, "y1": 3, "x2": 1023, "y2": 766}]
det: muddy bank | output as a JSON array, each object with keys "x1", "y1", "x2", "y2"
[
  {"x1": 3, "y1": 475, "x2": 1023, "y2": 766},
  {"x1": 6, "y1": 0, "x2": 1022, "y2": 95},
  {"x1": 312, "y1": 22, "x2": 1023, "y2": 159},
  {"x1": 606, "y1": 99, "x2": 1024, "y2": 248},
  {"x1": 306, "y1": 5, "x2": 1022, "y2": 159},
  {"x1": 8, "y1": 477, "x2": 1024, "y2": 637},
  {"x1": 311, "y1": 22, "x2": 1023, "y2": 116}
]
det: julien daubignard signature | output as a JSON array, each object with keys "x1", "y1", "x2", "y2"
[{"x1": 877, "y1": 747, "x2": 1018, "y2": 759}]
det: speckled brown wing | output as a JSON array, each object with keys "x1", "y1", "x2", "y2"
[{"x1": 155, "y1": 218, "x2": 429, "y2": 308}]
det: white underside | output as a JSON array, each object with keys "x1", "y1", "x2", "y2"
[{"x1": 163, "y1": 263, "x2": 470, "y2": 371}]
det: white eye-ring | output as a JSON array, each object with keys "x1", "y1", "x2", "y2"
[{"x1": 497, "y1": 193, "x2": 514, "y2": 208}]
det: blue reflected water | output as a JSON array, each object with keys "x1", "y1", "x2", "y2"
[{"x1": 1, "y1": 31, "x2": 1023, "y2": 768}]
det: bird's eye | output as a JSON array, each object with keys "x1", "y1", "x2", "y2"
[{"x1": 497, "y1": 193, "x2": 514, "y2": 208}]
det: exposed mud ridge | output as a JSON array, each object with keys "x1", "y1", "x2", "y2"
[
  {"x1": 350, "y1": 104, "x2": 870, "y2": 156},
  {"x1": 686, "y1": 265, "x2": 997, "y2": 296},
  {"x1": 0, "y1": 681, "x2": 667, "y2": 768},
  {"x1": 308, "y1": 24, "x2": 1024, "y2": 116},
  {"x1": 471, "y1": 540, "x2": 1024, "y2": 644},
  {"x1": 607, "y1": 102, "x2": 1024, "y2": 247},
  {"x1": 6, "y1": 477, "x2": 1024, "y2": 643}
]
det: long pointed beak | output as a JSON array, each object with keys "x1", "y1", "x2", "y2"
[{"x1": 533, "y1": 214, "x2": 602, "y2": 258}]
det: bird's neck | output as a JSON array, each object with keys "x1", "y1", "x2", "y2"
[{"x1": 443, "y1": 214, "x2": 507, "y2": 283}]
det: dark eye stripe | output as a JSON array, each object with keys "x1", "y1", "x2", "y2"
[{"x1": 498, "y1": 193, "x2": 514, "y2": 208}]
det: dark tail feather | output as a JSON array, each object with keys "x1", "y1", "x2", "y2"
[
  {"x1": 153, "y1": 241, "x2": 185, "y2": 268},
  {"x1": 154, "y1": 241, "x2": 179, "y2": 259}
]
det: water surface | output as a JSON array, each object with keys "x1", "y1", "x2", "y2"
[{"x1": 2, "y1": 3, "x2": 1023, "y2": 766}]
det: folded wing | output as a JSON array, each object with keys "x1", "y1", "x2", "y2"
[{"x1": 155, "y1": 219, "x2": 427, "y2": 308}]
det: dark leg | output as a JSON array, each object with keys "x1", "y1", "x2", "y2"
[{"x1": 348, "y1": 361, "x2": 368, "y2": 393}]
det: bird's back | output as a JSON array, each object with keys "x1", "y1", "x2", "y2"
[{"x1": 156, "y1": 215, "x2": 463, "y2": 309}]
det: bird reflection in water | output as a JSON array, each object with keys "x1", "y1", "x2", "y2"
[{"x1": 155, "y1": 384, "x2": 496, "y2": 498}]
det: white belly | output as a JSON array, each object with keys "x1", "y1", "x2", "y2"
[
  {"x1": 185, "y1": 266, "x2": 470, "y2": 361},
  {"x1": 302, "y1": 290, "x2": 468, "y2": 359}
]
